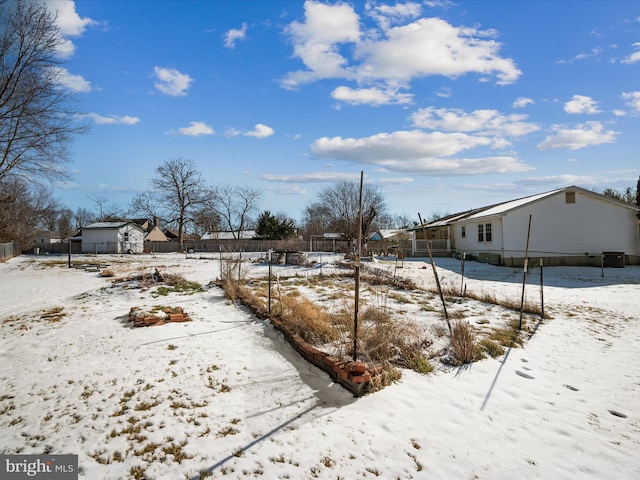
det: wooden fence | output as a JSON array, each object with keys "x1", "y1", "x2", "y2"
[{"x1": 0, "y1": 241, "x2": 19, "y2": 261}]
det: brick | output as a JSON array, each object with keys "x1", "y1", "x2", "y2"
[
  {"x1": 345, "y1": 361, "x2": 367, "y2": 374},
  {"x1": 300, "y1": 343, "x2": 321, "y2": 357},
  {"x1": 349, "y1": 372, "x2": 372, "y2": 383},
  {"x1": 323, "y1": 356, "x2": 340, "y2": 368},
  {"x1": 335, "y1": 367, "x2": 350, "y2": 379},
  {"x1": 169, "y1": 313, "x2": 188, "y2": 322},
  {"x1": 313, "y1": 351, "x2": 328, "y2": 363},
  {"x1": 162, "y1": 307, "x2": 173, "y2": 313}
]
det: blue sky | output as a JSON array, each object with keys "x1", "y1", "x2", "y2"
[{"x1": 46, "y1": 0, "x2": 640, "y2": 222}]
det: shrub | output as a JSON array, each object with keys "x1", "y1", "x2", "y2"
[
  {"x1": 450, "y1": 321, "x2": 480, "y2": 365},
  {"x1": 478, "y1": 338, "x2": 505, "y2": 358}
]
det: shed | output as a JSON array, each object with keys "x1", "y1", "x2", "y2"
[{"x1": 81, "y1": 222, "x2": 145, "y2": 254}]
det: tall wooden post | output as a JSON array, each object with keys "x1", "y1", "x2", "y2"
[
  {"x1": 519, "y1": 214, "x2": 532, "y2": 330},
  {"x1": 353, "y1": 171, "x2": 364, "y2": 361},
  {"x1": 419, "y1": 213, "x2": 451, "y2": 335}
]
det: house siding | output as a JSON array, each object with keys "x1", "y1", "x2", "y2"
[
  {"x1": 82, "y1": 224, "x2": 144, "y2": 253},
  {"x1": 454, "y1": 189, "x2": 640, "y2": 266}
]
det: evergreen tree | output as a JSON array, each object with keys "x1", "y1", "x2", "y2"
[{"x1": 255, "y1": 211, "x2": 295, "y2": 240}]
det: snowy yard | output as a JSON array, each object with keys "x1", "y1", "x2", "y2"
[{"x1": 0, "y1": 252, "x2": 638, "y2": 479}]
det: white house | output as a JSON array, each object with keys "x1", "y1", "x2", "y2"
[
  {"x1": 415, "y1": 186, "x2": 640, "y2": 266},
  {"x1": 200, "y1": 230, "x2": 257, "y2": 240},
  {"x1": 81, "y1": 222, "x2": 145, "y2": 254}
]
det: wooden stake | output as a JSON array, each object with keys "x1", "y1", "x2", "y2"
[
  {"x1": 519, "y1": 214, "x2": 532, "y2": 330},
  {"x1": 418, "y1": 213, "x2": 451, "y2": 335}
]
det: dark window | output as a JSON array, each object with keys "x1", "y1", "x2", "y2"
[
  {"x1": 124, "y1": 232, "x2": 129, "y2": 242},
  {"x1": 566, "y1": 191, "x2": 576, "y2": 204},
  {"x1": 478, "y1": 224, "x2": 484, "y2": 242},
  {"x1": 485, "y1": 223, "x2": 492, "y2": 242},
  {"x1": 461, "y1": 226, "x2": 466, "y2": 238}
]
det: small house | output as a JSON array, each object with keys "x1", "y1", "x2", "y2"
[
  {"x1": 81, "y1": 222, "x2": 145, "y2": 254},
  {"x1": 414, "y1": 186, "x2": 640, "y2": 266}
]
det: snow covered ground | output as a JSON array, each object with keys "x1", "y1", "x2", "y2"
[{"x1": 0, "y1": 252, "x2": 638, "y2": 479}]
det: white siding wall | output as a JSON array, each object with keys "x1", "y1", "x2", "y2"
[
  {"x1": 82, "y1": 226, "x2": 144, "y2": 253},
  {"x1": 82, "y1": 229, "x2": 119, "y2": 253},
  {"x1": 119, "y1": 225, "x2": 144, "y2": 253},
  {"x1": 452, "y1": 190, "x2": 640, "y2": 262},
  {"x1": 502, "y1": 191, "x2": 639, "y2": 258},
  {"x1": 453, "y1": 217, "x2": 504, "y2": 256}
]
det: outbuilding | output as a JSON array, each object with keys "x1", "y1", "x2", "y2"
[{"x1": 81, "y1": 222, "x2": 145, "y2": 254}]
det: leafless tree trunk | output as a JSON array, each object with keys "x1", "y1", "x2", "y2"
[
  {"x1": 130, "y1": 157, "x2": 210, "y2": 249},
  {"x1": 0, "y1": 0, "x2": 88, "y2": 184},
  {"x1": 306, "y1": 180, "x2": 386, "y2": 248},
  {"x1": 211, "y1": 184, "x2": 262, "y2": 240}
]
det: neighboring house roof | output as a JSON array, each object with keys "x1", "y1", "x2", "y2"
[
  {"x1": 83, "y1": 221, "x2": 144, "y2": 231},
  {"x1": 201, "y1": 230, "x2": 257, "y2": 240},
  {"x1": 368, "y1": 229, "x2": 409, "y2": 240},
  {"x1": 144, "y1": 226, "x2": 169, "y2": 241},
  {"x1": 163, "y1": 229, "x2": 197, "y2": 240}
]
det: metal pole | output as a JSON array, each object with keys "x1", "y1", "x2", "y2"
[
  {"x1": 539, "y1": 257, "x2": 544, "y2": 319},
  {"x1": 460, "y1": 251, "x2": 466, "y2": 297},
  {"x1": 418, "y1": 213, "x2": 451, "y2": 334},
  {"x1": 519, "y1": 214, "x2": 532, "y2": 330},
  {"x1": 268, "y1": 249, "x2": 272, "y2": 316},
  {"x1": 353, "y1": 171, "x2": 364, "y2": 361},
  {"x1": 68, "y1": 240, "x2": 71, "y2": 268}
]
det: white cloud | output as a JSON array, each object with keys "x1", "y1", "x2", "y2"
[
  {"x1": 537, "y1": 122, "x2": 617, "y2": 150},
  {"x1": 266, "y1": 185, "x2": 308, "y2": 195},
  {"x1": 435, "y1": 87, "x2": 452, "y2": 98},
  {"x1": 356, "y1": 18, "x2": 521, "y2": 84},
  {"x1": 513, "y1": 97, "x2": 534, "y2": 108},
  {"x1": 365, "y1": 1, "x2": 422, "y2": 31},
  {"x1": 84, "y1": 113, "x2": 140, "y2": 125},
  {"x1": 45, "y1": 0, "x2": 98, "y2": 58},
  {"x1": 621, "y1": 91, "x2": 640, "y2": 112},
  {"x1": 224, "y1": 23, "x2": 248, "y2": 49},
  {"x1": 282, "y1": 1, "x2": 520, "y2": 99},
  {"x1": 52, "y1": 67, "x2": 91, "y2": 92},
  {"x1": 621, "y1": 42, "x2": 640, "y2": 64},
  {"x1": 575, "y1": 47, "x2": 603, "y2": 60},
  {"x1": 282, "y1": 1, "x2": 361, "y2": 88},
  {"x1": 175, "y1": 121, "x2": 214, "y2": 136},
  {"x1": 331, "y1": 85, "x2": 413, "y2": 105},
  {"x1": 50, "y1": 0, "x2": 97, "y2": 36},
  {"x1": 153, "y1": 66, "x2": 193, "y2": 96},
  {"x1": 259, "y1": 172, "x2": 359, "y2": 183},
  {"x1": 564, "y1": 95, "x2": 601, "y2": 114},
  {"x1": 310, "y1": 130, "x2": 533, "y2": 175},
  {"x1": 411, "y1": 107, "x2": 539, "y2": 137},
  {"x1": 244, "y1": 124, "x2": 275, "y2": 138}
]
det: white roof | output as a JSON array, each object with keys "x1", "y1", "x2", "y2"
[
  {"x1": 83, "y1": 222, "x2": 128, "y2": 229},
  {"x1": 465, "y1": 189, "x2": 564, "y2": 220},
  {"x1": 201, "y1": 230, "x2": 257, "y2": 240}
]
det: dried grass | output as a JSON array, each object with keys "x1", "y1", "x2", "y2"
[{"x1": 449, "y1": 321, "x2": 480, "y2": 365}]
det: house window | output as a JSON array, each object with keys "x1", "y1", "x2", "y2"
[
  {"x1": 565, "y1": 191, "x2": 576, "y2": 204},
  {"x1": 478, "y1": 224, "x2": 484, "y2": 242},
  {"x1": 485, "y1": 223, "x2": 492, "y2": 242},
  {"x1": 461, "y1": 226, "x2": 466, "y2": 238},
  {"x1": 124, "y1": 232, "x2": 129, "y2": 242}
]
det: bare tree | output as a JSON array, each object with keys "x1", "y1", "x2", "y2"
[
  {"x1": 0, "y1": 0, "x2": 88, "y2": 184},
  {"x1": 0, "y1": 175, "x2": 57, "y2": 247},
  {"x1": 130, "y1": 158, "x2": 210, "y2": 247},
  {"x1": 73, "y1": 207, "x2": 96, "y2": 229},
  {"x1": 211, "y1": 184, "x2": 262, "y2": 239},
  {"x1": 304, "y1": 180, "x2": 386, "y2": 246}
]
